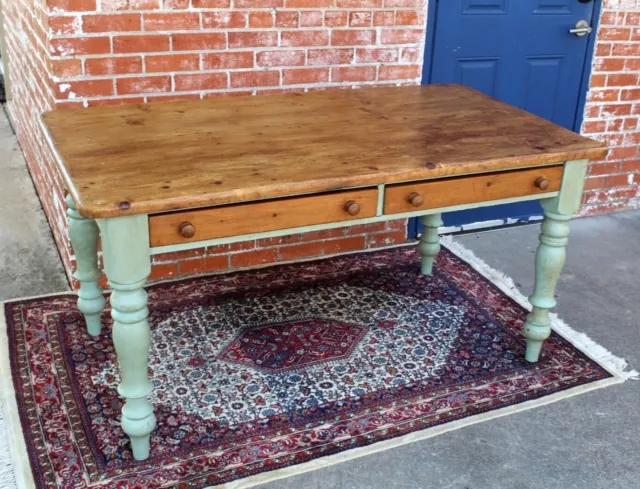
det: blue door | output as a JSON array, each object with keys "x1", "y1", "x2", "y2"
[{"x1": 410, "y1": 0, "x2": 597, "y2": 236}]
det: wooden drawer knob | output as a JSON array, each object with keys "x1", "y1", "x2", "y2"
[
  {"x1": 534, "y1": 177, "x2": 550, "y2": 191},
  {"x1": 344, "y1": 200, "x2": 361, "y2": 216},
  {"x1": 408, "y1": 192, "x2": 424, "y2": 207},
  {"x1": 178, "y1": 221, "x2": 196, "y2": 239}
]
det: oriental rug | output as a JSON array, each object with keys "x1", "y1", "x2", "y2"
[{"x1": 0, "y1": 240, "x2": 634, "y2": 489}]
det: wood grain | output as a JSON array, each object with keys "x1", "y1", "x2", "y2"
[
  {"x1": 149, "y1": 188, "x2": 378, "y2": 247},
  {"x1": 383, "y1": 166, "x2": 564, "y2": 215},
  {"x1": 42, "y1": 84, "x2": 607, "y2": 218}
]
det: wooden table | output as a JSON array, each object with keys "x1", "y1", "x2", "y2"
[{"x1": 41, "y1": 84, "x2": 607, "y2": 461}]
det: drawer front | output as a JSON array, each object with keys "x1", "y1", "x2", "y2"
[
  {"x1": 384, "y1": 166, "x2": 564, "y2": 215},
  {"x1": 149, "y1": 188, "x2": 379, "y2": 247}
]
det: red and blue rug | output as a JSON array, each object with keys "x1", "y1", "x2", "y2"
[{"x1": 0, "y1": 243, "x2": 630, "y2": 489}]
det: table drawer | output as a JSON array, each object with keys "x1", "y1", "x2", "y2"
[
  {"x1": 149, "y1": 188, "x2": 379, "y2": 247},
  {"x1": 383, "y1": 166, "x2": 564, "y2": 215}
]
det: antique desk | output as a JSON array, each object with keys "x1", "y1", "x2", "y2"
[{"x1": 41, "y1": 84, "x2": 607, "y2": 461}]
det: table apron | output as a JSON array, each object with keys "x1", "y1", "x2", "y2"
[{"x1": 150, "y1": 191, "x2": 558, "y2": 255}]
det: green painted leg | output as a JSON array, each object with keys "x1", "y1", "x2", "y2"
[
  {"x1": 524, "y1": 160, "x2": 588, "y2": 362},
  {"x1": 66, "y1": 194, "x2": 106, "y2": 336},
  {"x1": 98, "y1": 215, "x2": 156, "y2": 461},
  {"x1": 418, "y1": 213, "x2": 443, "y2": 275}
]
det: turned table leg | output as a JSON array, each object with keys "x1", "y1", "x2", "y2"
[
  {"x1": 524, "y1": 160, "x2": 588, "y2": 362},
  {"x1": 97, "y1": 215, "x2": 156, "y2": 460},
  {"x1": 418, "y1": 213, "x2": 443, "y2": 275},
  {"x1": 66, "y1": 194, "x2": 106, "y2": 336}
]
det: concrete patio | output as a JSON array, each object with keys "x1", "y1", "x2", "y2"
[{"x1": 1, "y1": 107, "x2": 639, "y2": 489}]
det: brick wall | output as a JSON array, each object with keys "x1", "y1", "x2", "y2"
[
  {"x1": 580, "y1": 0, "x2": 640, "y2": 215},
  {"x1": 1, "y1": 0, "x2": 638, "y2": 287}
]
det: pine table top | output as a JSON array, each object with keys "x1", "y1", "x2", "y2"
[{"x1": 42, "y1": 84, "x2": 607, "y2": 218}]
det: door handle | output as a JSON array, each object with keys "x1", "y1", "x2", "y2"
[{"x1": 569, "y1": 20, "x2": 593, "y2": 37}]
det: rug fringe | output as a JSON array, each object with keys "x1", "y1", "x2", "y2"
[{"x1": 441, "y1": 236, "x2": 639, "y2": 381}]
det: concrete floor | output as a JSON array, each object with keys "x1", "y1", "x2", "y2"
[{"x1": 1, "y1": 108, "x2": 639, "y2": 489}]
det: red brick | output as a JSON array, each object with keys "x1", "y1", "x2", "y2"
[
  {"x1": 150, "y1": 261, "x2": 182, "y2": 281},
  {"x1": 605, "y1": 174, "x2": 633, "y2": 188},
  {"x1": 129, "y1": 0, "x2": 161, "y2": 8},
  {"x1": 179, "y1": 255, "x2": 228, "y2": 275},
  {"x1": 621, "y1": 89, "x2": 640, "y2": 101},
  {"x1": 582, "y1": 120, "x2": 606, "y2": 134},
  {"x1": 51, "y1": 37, "x2": 110, "y2": 56},
  {"x1": 113, "y1": 35, "x2": 170, "y2": 53},
  {"x1": 203, "y1": 52, "x2": 254, "y2": 69},
  {"x1": 256, "y1": 234, "x2": 303, "y2": 247},
  {"x1": 174, "y1": 73, "x2": 228, "y2": 91},
  {"x1": 379, "y1": 64, "x2": 421, "y2": 80},
  {"x1": 278, "y1": 241, "x2": 324, "y2": 260},
  {"x1": 373, "y1": 10, "x2": 395, "y2": 26},
  {"x1": 332, "y1": 29, "x2": 376, "y2": 46},
  {"x1": 229, "y1": 31, "x2": 278, "y2": 48},
  {"x1": 385, "y1": 0, "x2": 425, "y2": 5},
  {"x1": 48, "y1": 0, "x2": 96, "y2": 11},
  {"x1": 589, "y1": 162, "x2": 619, "y2": 176},
  {"x1": 230, "y1": 70, "x2": 280, "y2": 88},
  {"x1": 249, "y1": 11, "x2": 274, "y2": 28},
  {"x1": 153, "y1": 248, "x2": 204, "y2": 263},
  {"x1": 609, "y1": 146, "x2": 638, "y2": 160},
  {"x1": 276, "y1": 11, "x2": 299, "y2": 27},
  {"x1": 587, "y1": 89, "x2": 620, "y2": 103},
  {"x1": 230, "y1": 249, "x2": 278, "y2": 268},
  {"x1": 401, "y1": 48, "x2": 420, "y2": 63},
  {"x1": 300, "y1": 11, "x2": 323, "y2": 26},
  {"x1": 622, "y1": 160, "x2": 640, "y2": 173},
  {"x1": 367, "y1": 230, "x2": 406, "y2": 247},
  {"x1": 583, "y1": 176, "x2": 606, "y2": 191},
  {"x1": 86, "y1": 56, "x2": 142, "y2": 75},
  {"x1": 83, "y1": 14, "x2": 141, "y2": 32},
  {"x1": 192, "y1": 0, "x2": 230, "y2": 6},
  {"x1": 308, "y1": 48, "x2": 354, "y2": 65},
  {"x1": 163, "y1": 0, "x2": 189, "y2": 7},
  {"x1": 286, "y1": 0, "x2": 332, "y2": 6},
  {"x1": 172, "y1": 33, "x2": 226, "y2": 50},
  {"x1": 207, "y1": 241, "x2": 256, "y2": 254},
  {"x1": 381, "y1": 29, "x2": 423, "y2": 44},
  {"x1": 146, "y1": 54, "x2": 199, "y2": 72},
  {"x1": 332, "y1": 65, "x2": 376, "y2": 82},
  {"x1": 324, "y1": 236, "x2": 366, "y2": 254},
  {"x1": 257, "y1": 50, "x2": 305, "y2": 67},
  {"x1": 607, "y1": 74, "x2": 638, "y2": 87},
  {"x1": 49, "y1": 16, "x2": 81, "y2": 35},
  {"x1": 612, "y1": 43, "x2": 640, "y2": 56},
  {"x1": 344, "y1": 221, "x2": 386, "y2": 234},
  {"x1": 350, "y1": 11, "x2": 372, "y2": 27},
  {"x1": 236, "y1": 0, "x2": 282, "y2": 6},
  {"x1": 117, "y1": 76, "x2": 171, "y2": 94},
  {"x1": 594, "y1": 57, "x2": 625, "y2": 72},
  {"x1": 202, "y1": 11, "x2": 247, "y2": 29},
  {"x1": 356, "y1": 48, "x2": 398, "y2": 63},
  {"x1": 601, "y1": 103, "x2": 632, "y2": 116},
  {"x1": 144, "y1": 13, "x2": 200, "y2": 31},
  {"x1": 300, "y1": 228, "x2": 345, "y2": 241},
  {"x1": 395, "y1": 10, "x2": 424, "y2": 25},
  {"x1": 598, "y1": 27, "x2": 631, "y2": 41},
  {"x1": 282, "y1": 30, "x2": 330, "y2": 47},
  {"x1": 325, "y1": 11, "x2": 348, "y2": 26},
  {"x1": 589, "y1": 74, "x2": 606, "y2": 88},
  {"x1": 50, "y1": 59, "x2": 83, "y2": 78},
  {"x1": 55, "y1": 79, "x2": 114, "y2": 98},
  {"x1": 283, "y1": 67, "x2": 329, "y2": 85},
  {"x1": 336, "y1": 0, "x2": 382, "y2": 6}
]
